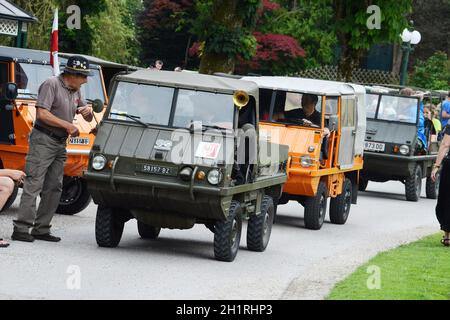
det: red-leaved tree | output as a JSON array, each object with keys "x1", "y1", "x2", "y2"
[{"x1": 189, "y1": 0, "x2": 306, "y2": 75}]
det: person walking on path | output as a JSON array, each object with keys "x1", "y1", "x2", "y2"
[
  {"x1": 11, "y1": 56, "x2": 93, "y2": 243},
  {"x1": 431, "y1": 124, "x2": 450, "y2": 246},
  {"x1": 0, "y1": 169, "x2": 25, "y2": 247}
]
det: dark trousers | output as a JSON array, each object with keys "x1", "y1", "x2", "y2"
[
  {"x1": 13, "y1": 129, "x2": 67, "y2": 235},
  {"x1": 436, "y1": 158, "x2": 450, "y2": 232}
]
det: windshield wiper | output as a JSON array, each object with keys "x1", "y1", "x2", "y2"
[
  {"x1": 109, "y1": 112, "x2": 150, "y2": 128},
  {"x1": 189, "y1": 122, "x2": 229, "y2": 133}
]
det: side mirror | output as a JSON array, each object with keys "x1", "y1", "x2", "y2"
[
  {"x1": 91, "y1": 99, "x2": 104, "y2": 113},
  {"x1": 328, "y1": 114, "x2": 339, "y2": 131},
  {"x1": 1, "y1": 82, "x2": 18, "y2": 100}
]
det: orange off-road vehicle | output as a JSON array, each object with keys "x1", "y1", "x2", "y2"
[
  {"x1": 0, "y1": 46, "x2": 136, "y2": 214},
  {"x1": 242, "y1": 76, "x2": 367, "y2": 230}
]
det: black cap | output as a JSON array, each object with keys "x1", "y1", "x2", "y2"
[{"x1": 63, "y1": 55, "x2": 93, "y2": 76}]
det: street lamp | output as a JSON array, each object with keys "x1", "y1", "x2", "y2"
[{"x1": 399, "y1": 23, "x2": 421, "y2": 86}]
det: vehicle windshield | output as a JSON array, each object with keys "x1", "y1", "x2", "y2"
[
  {"x1": 366, "y1": 94, "x2": 418, "y2": 124},
  {"x1": 109, "y1": 82, "x2": 174, "y2": 125},
  {"x1": 259, "y1": 89, "x2": 323, "y2": 128},
  {"x1": 173, "y1": 89, "x2": 234, "y2": 129},
  {"x1": 365, "y1": 94, "x2": 379, "y2": 119},
  {"x1": 15, "y1": 63, "x2": 105, "y2": 101},
  {"x1": 109, "y1": 82, "x2": 234, "y2": 129}
]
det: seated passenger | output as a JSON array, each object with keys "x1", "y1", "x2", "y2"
[{"x1": 424, "y1": 104, "x2": 440, "y2": 143}]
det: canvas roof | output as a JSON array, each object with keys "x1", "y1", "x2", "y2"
[
  {"x1": 118, "y1": 70, "x2": 259, "y2": 96},
  {"x1": 0, "y1": 45, "x2": 137, "y2": 70},
  {"x1": 242, "y1": 76, "x2": 361, "y2": 96}
]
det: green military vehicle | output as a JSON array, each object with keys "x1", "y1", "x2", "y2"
[
  {"x1": 361, "y1": 85, "x2": 443, "y2": 201},
  {"x1": 84, "y1": 70, "x2": 288, "y2": 262}
]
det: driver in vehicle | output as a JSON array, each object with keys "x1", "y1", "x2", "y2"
[{"x1": 284, "y1": 93, "x2": 330, "y2": 138}]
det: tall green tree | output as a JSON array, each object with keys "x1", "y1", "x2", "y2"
[
  {"x1": 57, "y1": 0, "x2": 107, "y2": 54},
  {"x1": 192, "y1": 0, "x2": 261, "y2": 74},
  {"x1": 10, "y1": 0, "x2": 141, "y2": 64},
  {"x1": 86, "y1": 0, "x2": 142, "y2": 64},
  {"x1": 410, "y1": 51, "x2": 450, "y2": 90},
  {"x1": 332, "y1": 0, "x2": 412, "y2": 81},
  {"x1": 409, "y1": 0, "x2": 450, "y2": 70},
  {"x1": 269, "y1": 0, "x2": 336, "y2": 69}
]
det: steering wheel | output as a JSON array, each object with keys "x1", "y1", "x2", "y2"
[{"x1": 287, "y1": 118, "x2": 320, "y2": 128}]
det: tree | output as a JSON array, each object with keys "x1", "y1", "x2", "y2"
[
  {"x1": 57, "y1": 0, "x2": 107, "y2": 54},
  {"x1": 189, "y1": 0, "x2": 306, "y2": 75},
  {"x1": 410, "y1": 51, "x2": 450, "y2": 90},
  {"x1": 8, "y1": 0, "x2": 56, "y2": 50},
  {"x1": 192, "y1": 0, "x2": 261, "y2": 74},
  {"x1": 236, "y1": 1, "x2": 306, "y2": 75},
  {"x1": 409, "y1": 0, "x2": 450, "y2": 70},
  {"x1": 137, "y1": 0, "x2": 195, "y2": 70},
  {"x1": 9, "y1": 0, "x2": 141, "y2": 64},
  {"x1": 332, "y1": 0, "x2": 412, "y2": 81},
  {"x1": 86, "y1": 0, "x2": 142, "y2": 64},
  {"x1": 266, "y1": 0, "x2": 336, "y2": 69}
]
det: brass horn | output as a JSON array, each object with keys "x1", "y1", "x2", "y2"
[{"x1": 233, "y1": 90, "x2": 249, "y2": 109}]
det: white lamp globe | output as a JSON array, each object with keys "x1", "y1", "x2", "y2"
[
  {"x1": 410, "y1": 30, "x2": 422, "y2": 45},
  {"x1": 401, "y1": 28, "x2": 412, "y2": 42}
]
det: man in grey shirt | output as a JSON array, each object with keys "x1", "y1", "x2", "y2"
[{"x1": 12, "y1": 56, "x2": 93, "y2": 242}]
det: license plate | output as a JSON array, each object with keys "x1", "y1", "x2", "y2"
[
  {"x1": 69, "y1": 137, "x2": 90, "y2": 145},
  {"x1": 136, "y1": 164, "x2": 176, "y2": 176},
  {"x1": 364, "y1": 141, "x2": 385, "y2": 152}
]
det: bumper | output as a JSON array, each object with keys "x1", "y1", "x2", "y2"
[
  {"x1": 362, "y1": 152, "x2": 436, "y2": 178},
  {"x1": 83, "y1": 171, "x2": 286, "y2": 197}
]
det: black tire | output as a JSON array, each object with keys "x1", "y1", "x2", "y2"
[
  {"x1": 425, "y1": 174, "x2": 439, "y2": 200},
  {"x1": 56, "y1": 177, "x2": 91, "y2": 215},
  {"x1": 330, "y1": 179, "x2": 352, "y2": 225},
  {"x1": 247, "y1": 195, "x2": 274, "y2": 252},
  {"x1": 0, "y1": 184, "x2": 18, "y2": 213},
  {"x1": 358, "y1": 176, "x2": 369, "y2": 191},
  {"x1": 304, "y1": 181, "x2": 327, "y2": 230},
  {"x1": 95, "y1": 206, "x2": 125, "y2": 247},
  {"x1": 137, "y1": 221, "x2": 161, "y2": 239},
  {"x1": 214, "y1": 200, "x2": 242, "y2": 262},
  {"x1": 405, "y1": 165, "x2": 422, "y2": 202}
]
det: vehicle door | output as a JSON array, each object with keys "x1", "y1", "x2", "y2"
[
  {"x1": 0, "y1": 62, "x2": 14, "y2": 145},
  {"x1": 338, "y1": 95, "x2": 357, "y2": 169}
]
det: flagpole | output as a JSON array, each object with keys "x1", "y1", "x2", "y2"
[{"x1": 50, "y1": 8, "x2": 60, "y2": 76}]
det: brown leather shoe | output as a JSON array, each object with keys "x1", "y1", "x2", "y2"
[
  {"x1": 32, "y1": 233, "x2": 61, "y2": 242},
  {"x1": 11, "y1": 231, "x2": 34, "y2": 242}
]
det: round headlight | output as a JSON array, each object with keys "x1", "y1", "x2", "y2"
[
  {"x1": 300, "y1": 156, "x2": 314, "y2": 168},
  {"x1": 207, "y1": 169, "x2": 223, "y2": 185},
  {"x1": 399, "y1": 145, "x2": 410, "y2": 155},
  {"x1": 92, "y1": 155, "x2": 106, "y2": 171}
]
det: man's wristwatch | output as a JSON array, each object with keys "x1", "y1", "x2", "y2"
[{"x1": 433, "y1": 163, "x2": 441, "y2": 169}]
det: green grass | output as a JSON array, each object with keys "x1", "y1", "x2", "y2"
[{"x1": 327, "y1": 233, "x2": 450, "y2": 300}]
